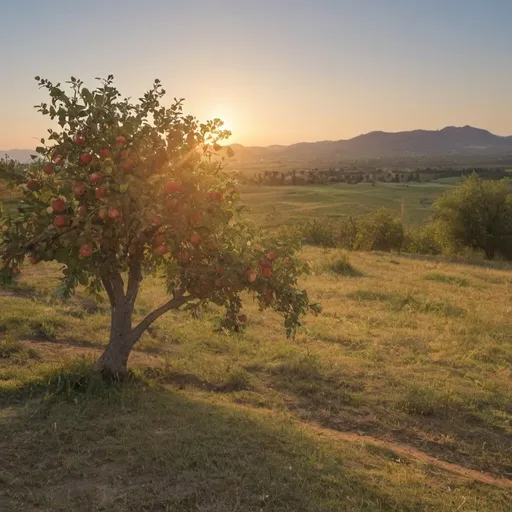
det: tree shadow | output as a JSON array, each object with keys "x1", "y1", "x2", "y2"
[{"x1": 2, "y1": 366, "x2": 496, "y2": 512}]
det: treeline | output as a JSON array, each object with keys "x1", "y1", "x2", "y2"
[
  {"x1": 296, "y1": 174, "x2": 512, "y2": 260},
  {"x1": 247, "y1": 167, "x2": 510, "y2": 187}
]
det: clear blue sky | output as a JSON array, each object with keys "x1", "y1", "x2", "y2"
[{"x1": 1, "y1": 0, "x2": 511, "y2": 148}]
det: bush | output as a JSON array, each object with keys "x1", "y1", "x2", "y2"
[
  {"x1": 302, "y1": 217, "x2": 357, "y2": 249},
  {"x1": 354, "y1": 209, "x2": 404, "y2": 252},
  {"x1": 404, "y1": 223, "x2": 443, "y2": 255},
  {"x1": 433, "y1": 173, "x2": 512, "y2": 259}
]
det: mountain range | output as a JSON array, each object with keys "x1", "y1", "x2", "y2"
[{"x1": 3, "y1": 126, "x2": 512, "y2": 164}]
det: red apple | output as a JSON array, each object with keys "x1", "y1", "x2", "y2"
[
  {"x1": 214, "y1": 278, "x2": 223, "y2": 287},
  {"x1": 79, "y1": 153, "x2": 92, "y2": 165},
  {"x1": 216, "y1": 267, "x2": 225, "y2": 275},
  {"x1": 54, "y1": 215, "x2": 68, "y2": 228},
  {"x1": 262, "y1": 267, "x2": 272, "y2": 278},
  {"x1": 238, "y1": 314, "x2": 248, "y2": 323},
  {"x1": 99, "y1": 148, "x2": 111, "y2": 159},
  {"x1": 263, "y1": 289, "x2": 274, "y2": 302},
  {"x1": 43, "y1": 163, "x2": 55, "y2": 175},
  {"x1": 90, "y1": 172, "x2": 102, "y2": 184},
  {"x1": 246, "y1": 269, "x2": 257, "y2": 283},
  {"x1": 267, "y1": 251, "x2": 278, "y2": 261},
  {"x1": 95, "y1": 187, "x2": 105, "y2": 199},
  {"x1": 259, "y1": 258, "x2": 271, "y2": 268},
  {"x1": 214, "y1": 191, "x2": 224, "y2": 201},
  {"x1": 29, "y1": 255, "x2": 40, "y2": 265},
  {"x1": 51, "y1": 198, "x2": 66, "y2": 213},
  {"x1": 26, "y1": 179, "x2": 39, "y2": 190},
  {"x1": 75, "y1": 135, "x2": 86, "y2": 146},
  {"x1": 108, "y1": 208, "x2": 121, "y2": 220},
  {"x1": 152, "y1": 215, "x2": 162, "y2": 226},
  {"x1": 154, "y1": 245, "x2": 167, "y2": 255},
  {"x1": 165, "y1": 181, "x2": 182, "y2": 194},
  {"x1": 190, "y1": 233, "x2": 201, "y2": 245},
  {"x1": 119, "y1": 149, "x2": 130, "y2": 160},
  {"x1": 79, "y1": 243, "x2": 93, "y2": 258},
  {"x1": 120, "y1": 160, "x2": 133, "y2": 171},
  {"x1": 73, "y1": 183, "x2": 86, "y2": 197},
  {"x1": 98, "y1": 209, "x2": 108, "y2": 220},
  {"x1": 177, "y1": 250, "x2": 190, "y2": 263},
  {"x1": 190, "y1": 212, "x2": 203, "y2": 224},
  {"x1": 115, "y1": 135, "x2": 126, "y2": 146},
  {"x1": 153, "y1": 233, "x2": 165, "y2": 246}
]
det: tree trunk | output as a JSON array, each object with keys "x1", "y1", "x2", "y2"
[
  {"x1": 94, "y1": 266, "x2": 192, "y2": 379},
  {"x1": 94, "y1": 301, "x2": 136, "y2": 379}
]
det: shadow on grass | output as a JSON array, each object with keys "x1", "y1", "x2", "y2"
[
  {"x1": 396, "y1": 252, "x2": 512, "y2": 271},
  {"x1": 347, "y1": 290, "x2": 465, "y2": 317},
  {"x1": 423, "y1": 272, "x2": 470, "y2": 287},
  {"x1": 261, "y1": 352, "x2": 512, "y2": 479},
  {"x1": 1, "y1": 360, "x2": 509, "y2": 512}
]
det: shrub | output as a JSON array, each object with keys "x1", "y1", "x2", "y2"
[
  {"x1": 404, "y1": 223, "x2": 443, "y2": 255},
  {"x1": 433, "y1": 173, "x2": 512, "y2": 259},
  {"x1": 354, "y1": 208, "x2": 404, "y2": 252},
  {"x1": 302, "y1": 217, "x2": 357, "y2": 249}
]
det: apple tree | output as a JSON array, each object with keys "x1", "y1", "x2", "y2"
[{"x1": 0, "y1": 76, "x2": 319, "y2": 377}]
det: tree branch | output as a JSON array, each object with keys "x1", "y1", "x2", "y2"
[
  {"x1": 100, "y1": 275, "x2": 116, "y2": 307},
  {"x1": 126, "y1": 261, "x2": 142, "y2": 303},
  {"x1": 1, "y1": 227, "x2": 78, "y2": 267},
  {"x1": 127, "y1": 293, "x2": 194, "y2": 347}
]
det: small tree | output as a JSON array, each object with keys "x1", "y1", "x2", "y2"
[
  {"x1": 434, "y1": 173, "x2": 512, "y2": 259},
  {"x1": 0, "y1": 76, "x2": 319, "y2": 377}
]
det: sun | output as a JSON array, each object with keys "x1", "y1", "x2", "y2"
[{"x1": 210, "y1": 108, "x2": 234, "y2": 141}]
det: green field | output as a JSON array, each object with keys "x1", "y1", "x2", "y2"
[
  {"x1": 1, "y1": 249, "x2": 511, "y2": 511},
  {"x1": 240, "y1": 182, "x2": 456, "y2": 227}
]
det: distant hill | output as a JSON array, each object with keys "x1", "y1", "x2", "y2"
[
  {"x1": 4, "y1": 126, "x2": 512, "y2": 165},
  {"x1": 1, "y1": 149, "x2": 35, "y2": 163},
  {"x1": 228, "y1": 126, "x2": 512, "y2": 162}
]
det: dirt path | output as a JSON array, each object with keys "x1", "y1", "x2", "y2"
[{"x1": 307, "y1": 422, "x2": 512, "y2": 489}]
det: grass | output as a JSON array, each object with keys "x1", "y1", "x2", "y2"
[
  {"x1": 239, "y1": 181, "x2": 456, "y2": 227},
  {"x1": 0, "y1": 248, "x2": 511, "y2": 510},
  {"x1": 319, "y1": 250, "x2": 365, "y2": 277},
  {"x1": 424, "y1": 272, "x2": 470, "y2": 287}
]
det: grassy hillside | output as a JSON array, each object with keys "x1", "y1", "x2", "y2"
[
  {"x1": 1, "y1": 249, "x2": 511, "y2": 511},
  {"x1": 240, "y1": 182, "x2": 455, "y2": 227}
]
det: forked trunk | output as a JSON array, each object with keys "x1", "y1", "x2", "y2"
[
  {"x1": 94, "y1": 267, "x2": 190, "y2": 379},
  {"x1": 94, "y1": 302, "x2": 135, "y2": 379}
]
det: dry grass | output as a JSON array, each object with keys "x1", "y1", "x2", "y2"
[{"x1": 0, "y1": 248, "x2": 511, "y2": 511}]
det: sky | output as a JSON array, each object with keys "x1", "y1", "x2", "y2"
[{"x1": 1, "y1": 0, "x2": 511, "y2": 148}]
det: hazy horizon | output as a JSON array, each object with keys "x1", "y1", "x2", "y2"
[
  {"x1": 3, "y1": 124, "x2": 512, "y2": 153},
  {"x1": 1, "y1": 0, "x2": 511, "y2": 149}
]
